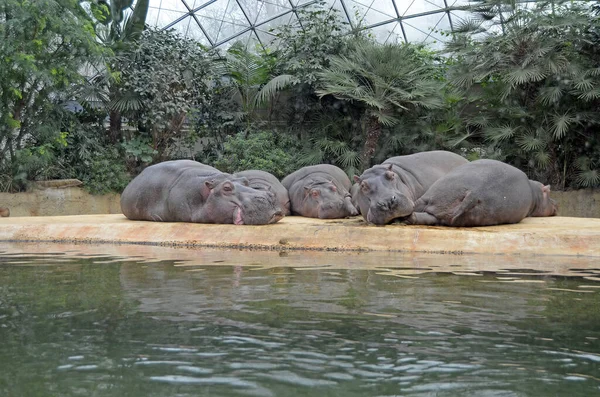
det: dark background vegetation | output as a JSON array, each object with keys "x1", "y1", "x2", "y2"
[{"x1": 1, "y1": 0, "x2": 599, "y2": 194}]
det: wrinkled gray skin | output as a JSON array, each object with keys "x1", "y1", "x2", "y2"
[
  {"x1": 282, "y1": 164, "x2": 358, "y2": 219},
  {"x1": 234, "y1": 170, "x2": 291, "y2": 216},
  {"x1": 403, "y1": 159, "x2": 558, "y2": 227},
  {"x1": 121, "y1": 160, "x2": 284, "y2": 225},
  {"x1": 354, "y1": 151, "x2": 469, "y2": 225}
]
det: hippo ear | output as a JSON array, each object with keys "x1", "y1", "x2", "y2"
[
  {"x1": 353, "y1": 175, "x2": 361, "y2": 183},
  {"x1": 387, "y1": 164, "x2": 393, "y2": 171},
  {"x1": 543, "y1": 185, "x2": 551, "y2": 193}
]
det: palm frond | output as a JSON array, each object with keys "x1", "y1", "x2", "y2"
[
  {"x1": 517, "y1": 130, "x2": 545, "y2": 152},
  {"x1": 337, "y1": 149, "x2": 360, "y2": 169},
  {"x1": 574, "y1": 156, "x2": 600, "y2": 187},
  {"x1": 484, "y1": 124, "x2": 517, "y2": 142},
  {"x1": 534, "y1": 150, "x2": 551, "y2": 168},
  {"x1": 577, "y1": 89, "x2": 600, "y2": 102},
  {"x1": 550, "y1": 112, "x2": 576, "y2": 139},
  {"x1": 109, "y1": 93, "x2": 142, "y2": 113},
  {"x1": 504, "y1": 67, "x2": 546, "y2": 87},
  {"x1": 538, "y1": 86, "x2": 563, "y2": 106},
  {"x1": 255, "y1": 74, "x2": 295, "y2": 105}
]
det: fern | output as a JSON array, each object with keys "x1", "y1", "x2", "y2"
[{"x1": 551, "y1": 112, "x2": 576, "y2": 139}]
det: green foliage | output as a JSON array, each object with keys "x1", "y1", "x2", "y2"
[
  {"x1": 77, "y1": 147, "x2": 130, "y2": 195},
  {"x1": 0, "y1": 0, "x2": 109, "y2": 190},
  {"x1": 212, "y1": 130, "x2": 300, "y2": 179},
  {"x1": 111, "y1": 28, "x2": 212, "y2": 160},
  {"x1": 317, "y1": 40, "x2": 446, "y2": 168},
  {"x1": 446, "y1": 0, "x2": 600, "y2": 188}
]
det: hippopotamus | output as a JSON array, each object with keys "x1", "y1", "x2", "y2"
[
  {"x1": 282, "y1": 164, "x2": 358, "y2": 219},
  {"x1": 402, "y1": 159, "x2": 558, "y2": 227},
  {"x1": 234, "y1": 170, "x2": 291, "y2": 216},
  {"x1": 353, "y1": 150, "x2": 468, "y2": 225},
  {"x1": 120, "y1": 160, "x2": 284, "y2": 225},
  {"x1": 0, "y1": 207, "x2": 9, "y2": 217}
]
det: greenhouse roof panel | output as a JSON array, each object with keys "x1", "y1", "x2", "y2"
[{"x1": 139, "y1": 0, "x2": 541, "y2": 49}]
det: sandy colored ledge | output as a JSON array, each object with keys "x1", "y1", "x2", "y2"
[{"x1": 0, "y1": 214, "x2": 598, "y2": 257}]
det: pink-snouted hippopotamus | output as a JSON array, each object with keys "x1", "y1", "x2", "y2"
[
  {"x1": 120, "y1": 160, "x2": 284, "y2": 225},
  {"x1": 234, "y1": 169, "x2": 291, "y2": 216},
  {"x1": 281, "y1": 164, "x2": 359, "y2": 219},
  {"x1": 353, "y1": 150, "x2": 468, "y2": 225},
  {"x1": 402, "y1": 159, "x2": 558, "y2": 227}
]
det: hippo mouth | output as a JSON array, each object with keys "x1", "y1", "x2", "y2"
[
  {"x1": 233, "y1": 207, "x2": 244, "y2": 225},
  {"x1": 233, "y1": 207, "x2": 284, "y2": 225}
]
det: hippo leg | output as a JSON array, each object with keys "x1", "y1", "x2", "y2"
[
  {"x1": 404, "y1": 212, "x2": 440, "y2": 225},
  {"x1": 450, "y1": 191, "x2": 478, "y2": 225}
]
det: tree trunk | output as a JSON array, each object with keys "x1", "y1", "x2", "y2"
[
  {"x1": 361, "y1": 115, "x2": 382, "y2": 170},
  {"x1": 108, "y1": 110, "x2": 122, "y2": 144}
]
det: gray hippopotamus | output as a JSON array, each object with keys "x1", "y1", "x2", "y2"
[
  {"x1": 353, "y1": 150, "x2": 468, "y2": 224},
  {"x1": 120, "y1": 160, "x2": 284, "y2": 225},
  {"x1": 0, "y1": 207, "x2": 9, "y2": 217},
  {"x1": 234, "y1": 169, "x2": 291, "y2": 216},
  {"x1": 282, "y1": 164, "x2": 358, "y2": 219},
  {"x1": 402, "y1": 159, "x2": 558, "y2": 227}
]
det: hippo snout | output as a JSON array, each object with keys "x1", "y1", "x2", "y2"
[
  {"x1": 269, "y1": 210, "x2": 285, "y2": 224},
  {"x1": 367, "y1": 194, "x2": 414, "y2": 224}
]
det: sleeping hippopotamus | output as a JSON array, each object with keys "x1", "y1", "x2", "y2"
[
  {"x1": 120, "y1": 160, "x2": 284, "y2": 225},
  {"x1": 234, "y1": 170, "x2": 291, "y2": 216},
  {"x1": 282, "y1": 164, "x2": 358, "y2": 219},
  {"x1": 353, "y1": 150, "x2": 468, "y2": 224},
  {"x1": 402, "y1": 159, "x2": 558, "y2": 227},
  {"x1": 0, "y1": 207, "x2": 9, "y2": 217}
]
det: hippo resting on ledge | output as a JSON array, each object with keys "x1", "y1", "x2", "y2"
[
  {"x1": 353, "y1": 151, "x2": 469, "y2": 225},
  {"x1": 120, "y1": 160, "x2": 284, "y2": 225},
  {"x1": 234, "y1": 170, "x2": 291, "y2": 216},
  {"x1": 282, "y1": 164, "x2": 358, "y2": 219},
  {"x1": 402, "y1": 159, "x2": 558, "y2": 227}
]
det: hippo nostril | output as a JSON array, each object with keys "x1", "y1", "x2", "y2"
[{"x1": 391, "y1": 195, "x2": 397, "y2": 204}]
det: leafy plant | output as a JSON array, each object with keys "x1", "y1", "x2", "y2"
[
  {"x1": 445, "y1": 0, "x2": 600, "y2": 188},
  {"x1": 212, "y1": 130, "x2": 300, "y2": 179},
  {"x1": 317, "y1": 40, "x2": 445, "y2": 169},
  {"x1": 0, "y1": 0, "x2": 109, "y2": 190},
  {"x1": 111, "y1": 28, "x2": 212, "y2": 161}
]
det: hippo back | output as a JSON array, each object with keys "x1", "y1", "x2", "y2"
[
  {"x1": 282, "y1": 164, "x2": 352, "y2": 191},
  {"x1": 235, "y1": 170, "x2": 291, "y2": 216},
  {"x1": 120, "y1": 160, "x2": 221, "y2": 222},
  {"x1": 382, "y1": 151, "x2": 469, "y2": 199},
  {"x1": 121, "y1": 160, "x2": 283, "y2": 224},
  {"x1": 282, "y1": 164, "x2": 357, "y2": 218},
  {"x1": 355, "y1": 150, "x2": 468, "y2": 224}
]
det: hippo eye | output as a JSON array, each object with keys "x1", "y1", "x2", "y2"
[
  {"x1": 385, "y1": 171, "x2": 395, "y2": 181},
  {"x1": 329, "y1": 185, "x2": 337, "y2": 192},
  {"x1": 222, "y1": 182, "x2": 234, "y2": 192},
  {"x1": 311, "y1": 190, "x2": 320, "y2": 197},
  {"x1": 361, "y1": 182, "x2": 370, "y2": 192}
]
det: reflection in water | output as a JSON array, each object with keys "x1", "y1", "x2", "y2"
[{"x1": 0, "y1": 243, "x2": 600, "y2": 396}]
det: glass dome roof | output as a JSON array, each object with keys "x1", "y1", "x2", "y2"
[{"x1": 142, "y1": 0, "x2": 473, "y2": 49}]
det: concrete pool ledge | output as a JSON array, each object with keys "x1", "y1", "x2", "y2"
[{"x1": 0, "y1": 214, "x2": 599, "y2": 257}]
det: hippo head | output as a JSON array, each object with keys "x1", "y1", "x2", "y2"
[
  {"x1": 354, "y1": 164, "x2": 415, "y2": 225},
  {"x1": 203, "y1": 179, "x2": 284, "y2": 225},
  {"x1": 301, "y1": 178, "x2": 358, "y2": 219},
  {"x1": 529, "y1": 182, "x2": 558, "y2": 217}
]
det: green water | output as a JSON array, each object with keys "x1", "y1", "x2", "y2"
[{"x1": 1, "y1": 249, "x2": 600, "y2": 396}]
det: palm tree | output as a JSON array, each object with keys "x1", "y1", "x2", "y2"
[
  {"x1": 315, "y1": 40, "x2": 444, "y2": 169},
  {"x1": 446, "y1": 0, "x2": 600, "y2": 188}
]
